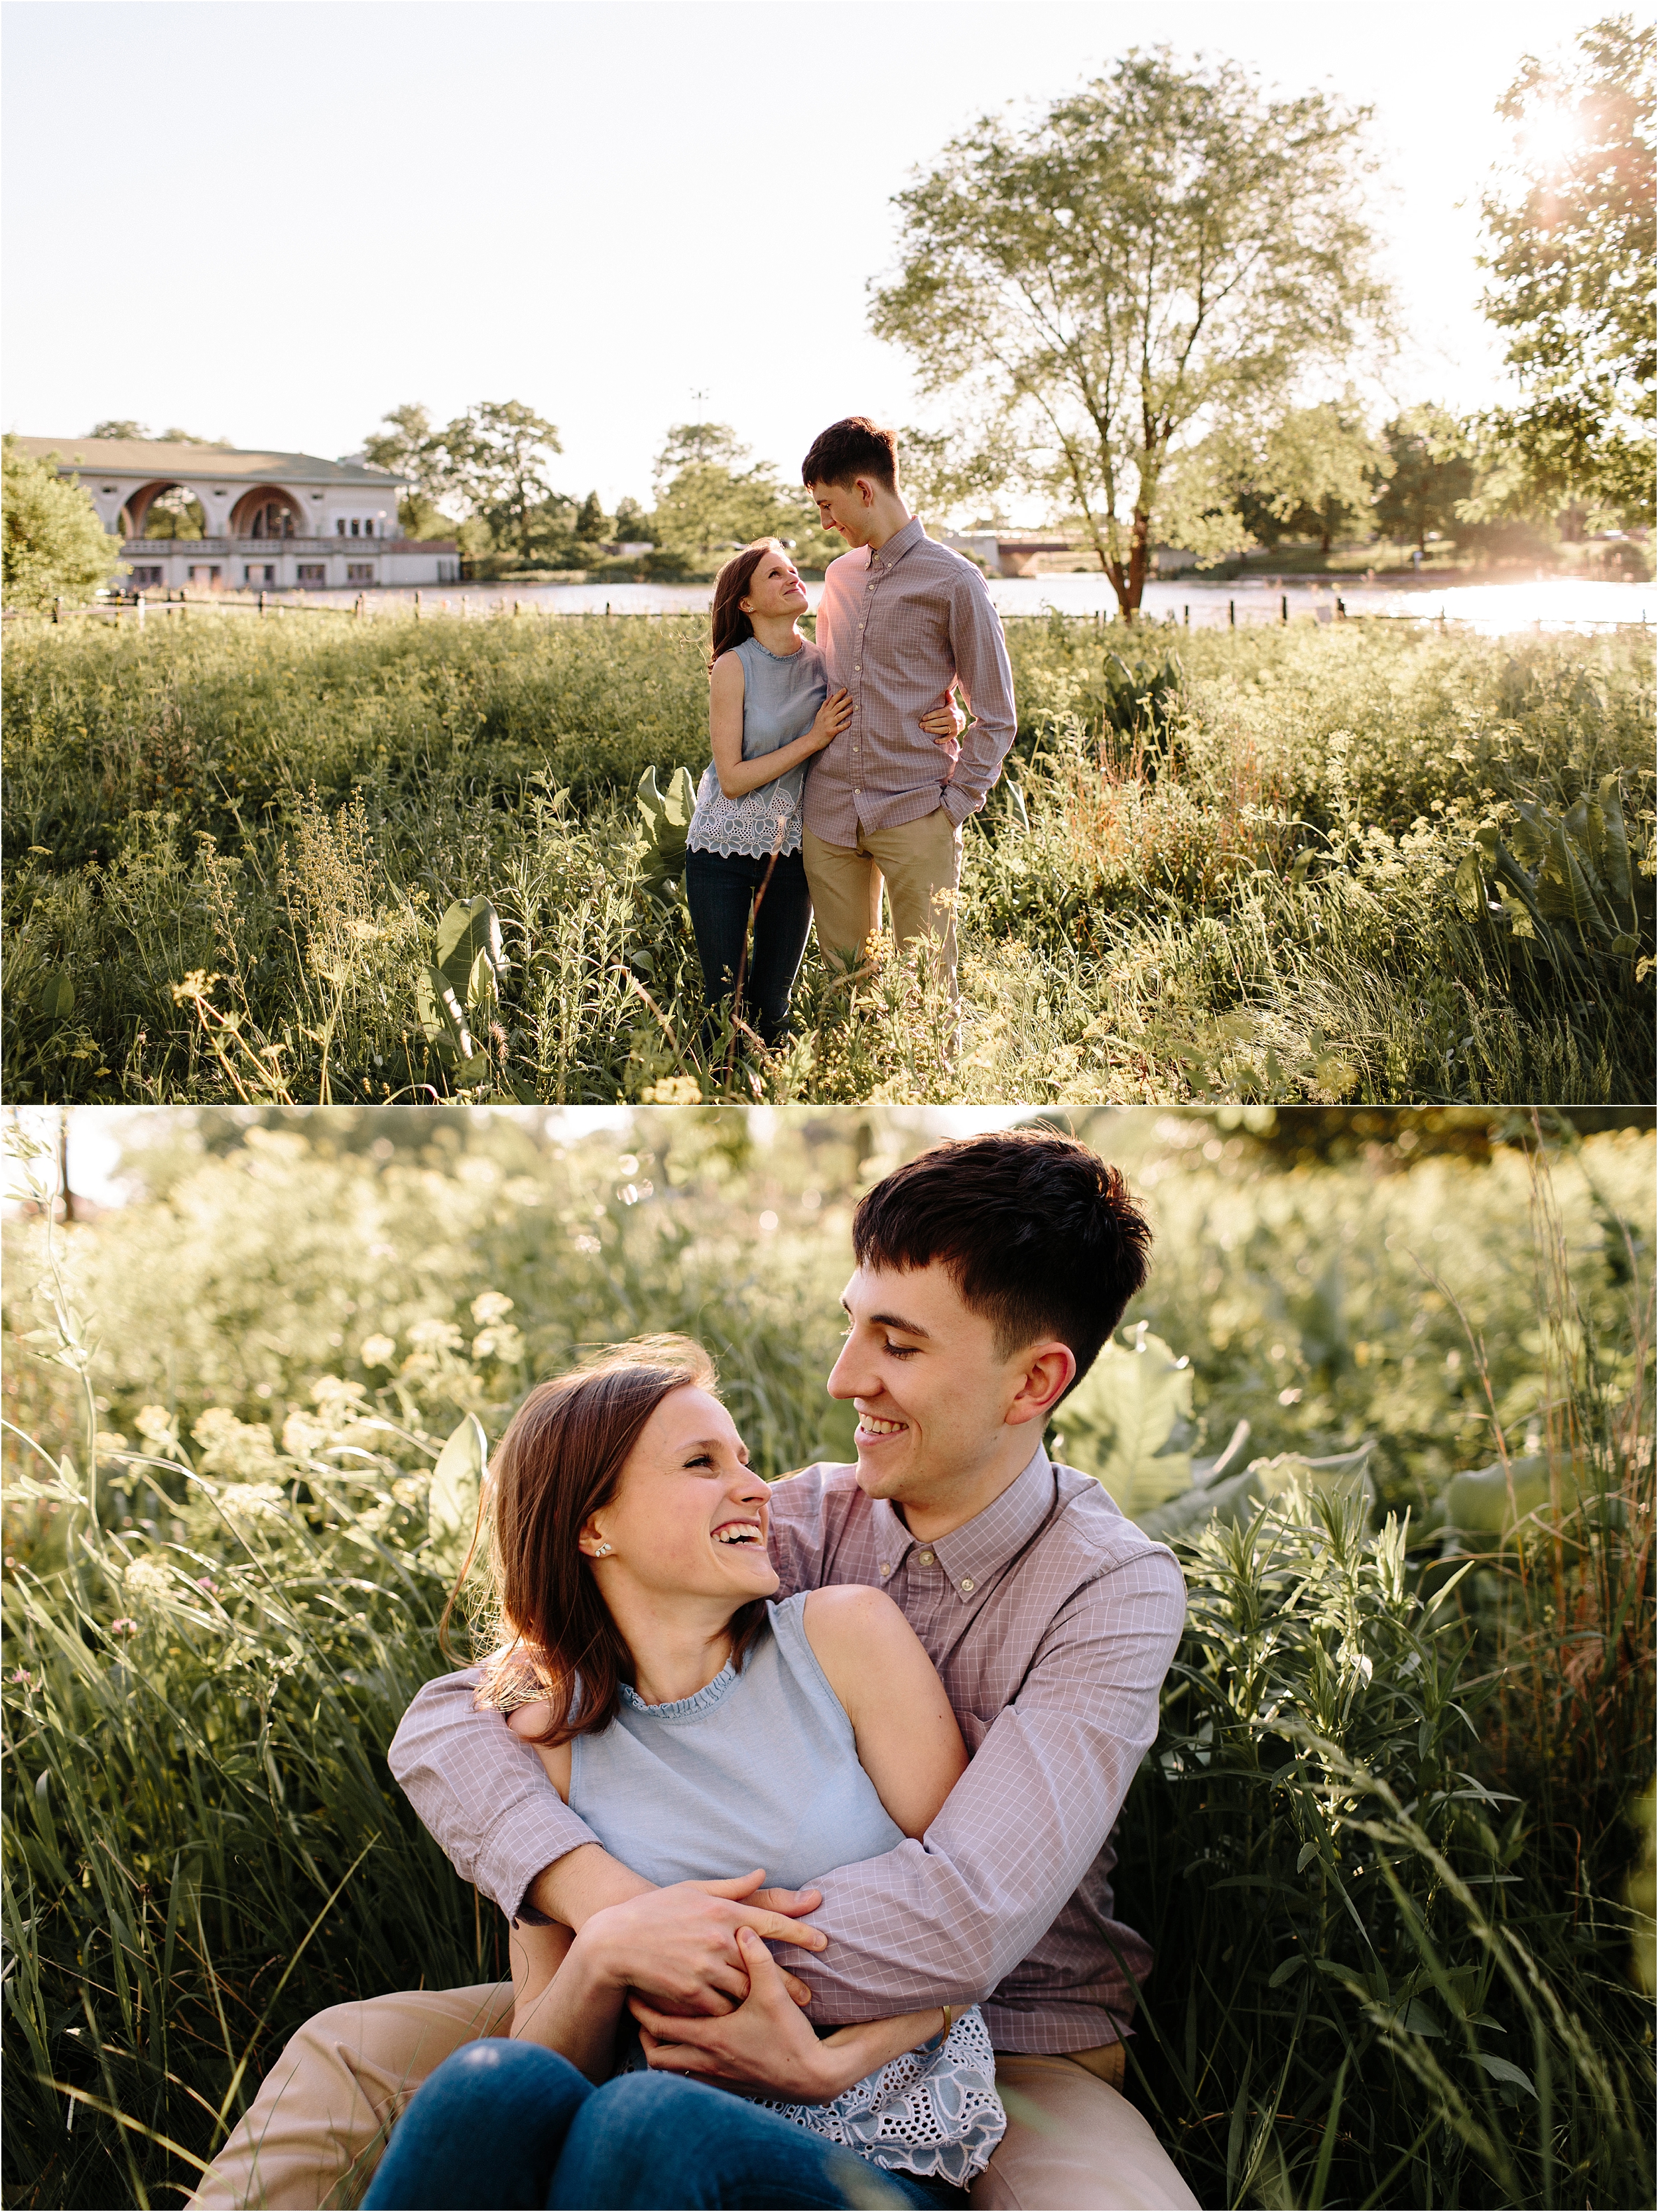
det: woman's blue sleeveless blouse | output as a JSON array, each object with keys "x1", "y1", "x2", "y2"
[
  {"x1": 569, "y1": 1593, "x2": 902, "y2": 1886},
  {"x1": 685, "y1": 635, "x2": 828, "y2": 861}
]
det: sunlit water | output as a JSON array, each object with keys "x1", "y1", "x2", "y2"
[{"x1": 245, "y1": 572, "x2": 1653, "y2": 634}]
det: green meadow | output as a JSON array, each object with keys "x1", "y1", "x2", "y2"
[{"x1": 3, "y1": 610, "x2": 1653, "y2": 1106}]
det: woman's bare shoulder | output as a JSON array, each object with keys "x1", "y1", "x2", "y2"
[
  {"x1": 802, "y1": 1583, "x2": 923, "y2": 1673},
  {"x1": 505, "y1": 1705, "x2": 573, "y2": 1800}
]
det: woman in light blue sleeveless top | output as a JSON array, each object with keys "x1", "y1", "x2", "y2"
[
  {"x1": 365, "y1": 1339, "x2": 1003, "y2": 2211},
  {"x1": 684, "y1": 540, "x2": 962, "y2": 1051},
  {"x1": 684, "y1": 539, "x2": 844, "y2": 1051}
]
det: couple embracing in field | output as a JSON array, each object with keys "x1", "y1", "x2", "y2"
[
  {"x1": 681, "y1": 417, "x2": 1017, "y2": 1047},
  {"x1": 192, "y1": 1130, "x2": 1199, "y2": 2212}
]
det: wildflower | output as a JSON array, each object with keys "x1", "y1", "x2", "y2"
[
  {"x1": 11, "y1": 1667, "x2": 36, "y2": 1689},
  {"x1": 192, "y1": 1407, "x2": 280, "y2": 1478},
  {"x1": 359, "y1": 1334, "x2": 398, "y2": 1368},
  {"x1": 408, "y1": 1319, "x2": 464, "y2": 1356},
  {"x1": 122, "y1": 1557, "x2": 172, "y2": 1602},
  {"x1": 282, "y1": 1409, "x2": 329, "y2": 1458},
  {"x1": 471, "y1": 1291, "x2": 514, "y2": 1327},
  {"x1": 196, "y1": 1576, "x2": 220, "y2": 1596},
  {"x1": 135, "y1": 1405, "x2": 177, "y2": 1445},
  {"x1": 109, "y1": 1618, "x2": 139, "y2": 1637}
]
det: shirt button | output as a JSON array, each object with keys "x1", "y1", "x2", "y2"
[
  {"x1": 959, "y1": 1577, "x2": 976, "y2": 1594},
  {"x1": 879, "y1": 1562, "x2": 891, "y2": 1578},
  {"x1": 917, "y1": 1550, "x2": 934, "y2": 1566}
]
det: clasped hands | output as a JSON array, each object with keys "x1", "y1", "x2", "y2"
[{"x1": 573, "y1": 1868, "x2": 897, "y2": 2103}]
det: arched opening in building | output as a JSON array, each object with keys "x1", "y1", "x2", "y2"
[
  {"x1": 121, "y1": 481, "x2": 207, "y2": 539},
  {"x1": 229, "y1": 486, "x2": 306, "y2": 539}
]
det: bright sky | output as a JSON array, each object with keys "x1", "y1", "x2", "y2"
[{"x1": 2, "y1": 0, "x2": 1609, "y2": 511}]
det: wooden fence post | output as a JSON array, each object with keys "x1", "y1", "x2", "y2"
[
  {"x1": 1228, "y1": 599, "x2": 1236, "y2": 628},
  {"x1": 52, "y1": 596, "x2": 62, "y2": 624},
  {"x1": 1183, "y1": 604, "x2": 1190, "y2": 627},
  {"x1": 1281, "y1": 594, "x2": 1288, "y2": 624}
]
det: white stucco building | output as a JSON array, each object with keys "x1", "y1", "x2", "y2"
[{"x1": 14, "y1": 436, "x2": 462, "y2": 592}]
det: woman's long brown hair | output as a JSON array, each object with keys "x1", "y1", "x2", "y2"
[
  {"x1": 448, "y1": 1336, "x2": 767, "y2": 1747},
  {"x1": 709, "y1": 538, "x2": 786, "y2": 665}
]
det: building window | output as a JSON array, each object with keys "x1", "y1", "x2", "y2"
[
  {"x1": 131, "y1": 565, "x2": 164, "y2": 588},
  {"x1": 347, "y1": 562, "x2": 374, "y2": 582},
  {"x1": 336, "y1": 519, "x2": 346, "y2": 536},
  {"x1": 349, "y1": 519, "x2": 359, "y2": 537},
  {"x1": 296, "y1": 563, "x2": 325, "y2": 584},
  {"x1": 245, "y1": 564, "x2": 277, "y2": 586},
  {"x1": 188, "y1": 565, "x2": 222, "y2": 588}
]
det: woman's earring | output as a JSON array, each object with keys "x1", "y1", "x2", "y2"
[{"x1": 593, "y1": 1542, "x2": 613, "y2": 1557}]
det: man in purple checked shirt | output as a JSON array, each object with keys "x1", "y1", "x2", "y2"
[
  {"x1": 798, "y1": 417, "x2": 1018, "y2": 1008},
  {"x1": 190, "y1": 1132, "x2": 1196, "y2": 2211}
]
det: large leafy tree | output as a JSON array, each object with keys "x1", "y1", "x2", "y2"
[
  {"x1": 1220, "y1": 393, "x2": 1389, "y2": 553},
  {"x1": 1373, "y1": 407, "x2": 1477, "y2": 553},
  {"x1": 2, "y1": 438, "x2": 126, "y2": 610},
  {"x1": 1478, "y1": 15, "x2": 1655, "y2": 523},
  {"x1": 363, "y1": 401, "x2": 564, "y2": 556},
  {"x1": 871, "y1": 48, "x2": 1390, "y2": 618},
  {"x1": 444, "y1": 401, "x2": 564, "y2": 559},
  {"x1": 651, "y1": 423, "x2": 838, "y2": 568}
]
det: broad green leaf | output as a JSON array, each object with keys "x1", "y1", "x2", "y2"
[
  {"x1": 465, "y1": 946, "x2": 498, "y2": 1015},
  {"x1": 436, "y1": 897, "x2": 508, "y2": 998},
  {"x1": 1473, "y1": 2051, "x2": 1537, "y2": 2097},
  {"x1": 1268, "y1": 1953, "x2": 1307, "y2": 1986},
  {"x1": 36, "y1": 971, "x2": 75, "y2": 1020},
  {"x1": 429, "y1": 1411, "x2": 488, "y2": 1548},
  {"x1": 416, "y1": 965, "x2": 474, "y2": 1061},
  {"x1": 1598, "y1": 773, "x2": 1633, "y2": 906},
  {"x1": 1058, "y1": 1326, "x2": 1192, "y2": 1516},
  {"x1": 1443, "y1": 1454, "x2": 1580, "y2": 1535},
  {"x1": 1398, "y1": 1998, "x2": 1444, "y2": 2038}
]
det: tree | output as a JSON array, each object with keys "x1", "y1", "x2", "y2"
[
  {"x1": 3, "y1": 437, "x2": 126, "y2": 610},
  {"x1": 1478, "y1": 15, "x2": 1655, "y2": 523},
  {"x1": 573, "y1": 491, "x2": 611, "y2": 543},
  {"x1": 612, "y1": 495, "x2": 657, "y2": 546},
  {"x1": 442, "y1": 401, "x2": 564, "y2": 560},
  {"x1": 1372, "y1": 407, "x2": 1477, "y2": 552},
  {"x1": 142, "y1": 487, "x2": 206, "y2": 540},
  {"x1": 871, "y1": 48, "x2": 1390, "y2": 618},
  {"x1": 91, "y1": 419, "x2": 149, "y2": 440},
  {"x1": 361, "y1": 404, "x2": 458, "y2": 538},
  {"x1": 1255, "y1": 395, "x2": 1389, "y2": 554},
  {"x1": 651, "y1": 423, "x2": 838, "y2": 568}
]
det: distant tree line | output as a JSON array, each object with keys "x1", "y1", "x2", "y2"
[{"x1": 359, "y1": 405, "x2": 842, "y2": 580}]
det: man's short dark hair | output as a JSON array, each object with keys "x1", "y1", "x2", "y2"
[
  {"x1": 801, "y1": 417, "x2": 898, "y2": 492},
  {"x1": 852, "y1": 1130, "x2": 1152, "y2": 1396}
]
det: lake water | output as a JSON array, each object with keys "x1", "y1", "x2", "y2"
[{"x1": 274, "y1": 572, "x2": 1654, "y2": 634}]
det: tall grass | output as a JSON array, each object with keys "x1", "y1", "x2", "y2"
[{"x1": 4, "y1": 614, "x2": 1651, "y2": 1104}]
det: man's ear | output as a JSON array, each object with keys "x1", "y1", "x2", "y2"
[{"x1": 1005, "y1": 1342, "x2": 1076, "y2": 1429}]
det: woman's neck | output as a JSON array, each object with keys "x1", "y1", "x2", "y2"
[
  {"x1": 747, "y1": 610, "x2": 804, "y2": 657},
  {"x1": 607, "y1": 1585, "x2": 743, "y2": 1707}
]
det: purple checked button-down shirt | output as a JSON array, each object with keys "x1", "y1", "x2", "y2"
[
  {"x1": 804, "y1": 518, "x2": 1018, "y2": 843},
  {"x1": 389, "y1": 1445, "x2": 1187, "y2": 2055}
]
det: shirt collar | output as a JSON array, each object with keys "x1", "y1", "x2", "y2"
[
  {"x1": 869, "y1": 1442, "x2": 1057, "y2": 1604},
  {"x1": 867, "y1": 515, "x2": 926, "y2": 574}
]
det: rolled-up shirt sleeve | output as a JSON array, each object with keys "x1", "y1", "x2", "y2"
[
  {"x1": 780, "y1": 1546, "x2": 1186, "y2": 2024},
  {"x1": 939, "y1": 571, "x2": 1017, "y2": 825},
  {"x1": 389, "y1": 1668, "x2": 601, "y2": 1918}
]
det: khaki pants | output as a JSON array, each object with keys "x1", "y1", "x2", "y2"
[
  {"x1": 803, "y1": 811, "x2": 963, "y2": 998},
  {"x1": 188, "y1": 1988, "x2": 1198, "y2": 2212}
]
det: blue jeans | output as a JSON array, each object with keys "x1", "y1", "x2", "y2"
[
  {"x1": 362, "y1": 2040, "x2": 950, "y2": 2208},
  {"x1": 684, "y1": 846, "x2": 813, "y2": 1048}
]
